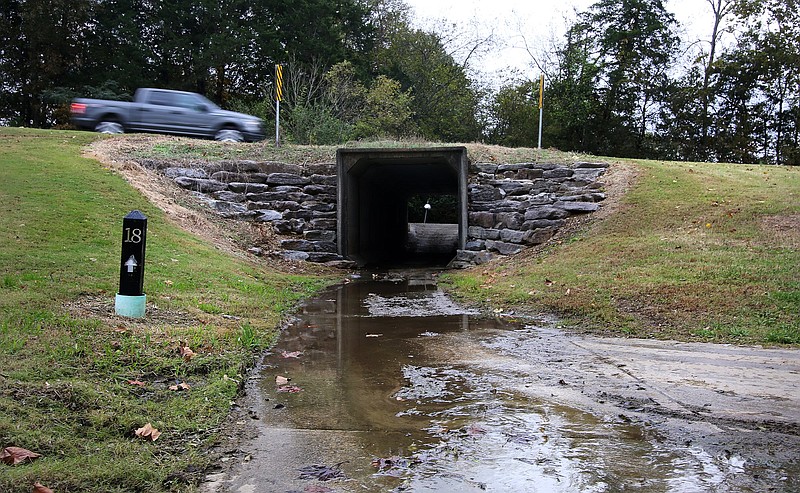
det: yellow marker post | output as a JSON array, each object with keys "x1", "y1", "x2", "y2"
[
  {"x1": 537, "y1": 74, "x2": 544, "y2": 149},
  {"x1": 275, "y1": 64, "x2": 284, "y2": 147}
]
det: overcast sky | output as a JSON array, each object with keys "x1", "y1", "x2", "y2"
[{"x1": 403, "y1": 0, "x2": 716, "y2": 80}]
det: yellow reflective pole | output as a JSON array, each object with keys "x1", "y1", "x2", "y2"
[
  {"x1": 538, "y1": 74, "x2": 544, "y2": 149},
  {"x1": 275, "y1": 64, "x2": 284, "y2": 147}
]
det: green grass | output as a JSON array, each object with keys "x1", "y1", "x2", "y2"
[
  {"x1": 0, "y1": 128, "x2": 331, "y2": 492},
  {"x1": 2, "y1": 127, "x2": 798, "y2": 490},
  {"x1": 446, "y1": 159, "x2": 800, "y2": 344}
]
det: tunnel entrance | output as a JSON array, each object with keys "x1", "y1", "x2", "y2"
[{"x1": 337, "y1": 148, "x2": 468, "y2": 267}]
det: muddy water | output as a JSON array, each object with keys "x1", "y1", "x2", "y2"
[{"x1": 235, "y1": 272, "x2": 775, "y2": 493}]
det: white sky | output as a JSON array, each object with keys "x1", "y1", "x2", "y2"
[{"x1": 403, "y1": 0, "x2": 716, "y2": 82}]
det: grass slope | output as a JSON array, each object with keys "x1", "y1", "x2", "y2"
[
  {"x1": 447, "y1": 158, "x2": 800, "y2": 344},
  {"x1": 0, "y1": 128, "x2": 330, "y2": 492}
]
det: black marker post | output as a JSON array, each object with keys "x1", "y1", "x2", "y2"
[{"x1": 115, "y1": 210, "x2": 147, "y2": 317}]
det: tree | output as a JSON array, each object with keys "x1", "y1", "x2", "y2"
[
  {"x1": 541, "y1": 26, "x2": 600, "y2": 152},
  {"x1": 698, "y1": 0, "x2": 737, "y2": 159},
  {"x1": 0, "y1": 0, "x2": 94, "y2": 126},
  {"x1": 485, "y1": 81, "x2": 538, "y2": 148},
  {"x1": 568, "y1": 0, "x2": 679, "y2": 157},
  {"x1": 354, "y1": 75, "x2": 415, "y2": 138},
  {"x1": 377, "y1": 26, "x2": 482, "y2": 142}
]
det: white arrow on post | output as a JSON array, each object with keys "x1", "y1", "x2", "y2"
[{"x1": 125, "y1": 255, "x2": 138, "y2": 273}]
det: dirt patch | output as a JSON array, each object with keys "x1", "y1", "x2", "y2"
[
  {"x1": 86, "y1": 138, "x2": 329, "y2": 276},
  {"x1": 64, "y1": 294, "x2": 204, "y2": 328},
  {"x1": 761, "y1": 213, "x2": 800, "y2": 248}
]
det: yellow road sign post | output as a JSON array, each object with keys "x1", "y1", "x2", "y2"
[
  {"x1": 275, "y1": 64, "x2": 284, "y2": 147},
  {"x1": 537, "y1": 74, "x2": 544, "y2": 149}
]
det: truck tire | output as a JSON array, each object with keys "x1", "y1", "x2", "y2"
[
  {"x1": 215, "y1": 129, "x2": 244, "y2": 142},
  {"x1": 95, "y1": 120, "x2": 124, "y2": 134}
]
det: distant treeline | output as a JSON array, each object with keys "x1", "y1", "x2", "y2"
[{"x1": 1, "y1": 0, "x2": 797, "y2": 164}]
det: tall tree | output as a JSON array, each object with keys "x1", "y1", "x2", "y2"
[
  {"x1": 0, "y1": 0, "x2": 94, "y2": 126},
  {"x1": 377, "y1": 26, "x2": 482, "y2": 142},
  {"x1": 698, "y1": 0, "x2": 737, "y2": 159},
  {"x1": 568, "y1": 0, "x2": 679, "y2": 157}
]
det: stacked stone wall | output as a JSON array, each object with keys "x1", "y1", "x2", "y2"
[
  {"x1": 454, "y1": 161, "x2": 608, "y2": 267},
  {"x1": 136, "y1": 157, "x2": 608, "y2": 268}
]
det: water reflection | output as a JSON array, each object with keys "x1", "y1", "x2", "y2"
[{"x1": 255, "y1": 275, "x2": 744, "y2": 492}]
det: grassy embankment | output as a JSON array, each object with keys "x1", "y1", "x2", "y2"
[
  {"x1": 1, "y1": 128, "x2": 797, "y2": 491},
  {"x1": 447, "y1": 158, "x2": 799, "y2": 344},
  {"x1": 0, "y1": 128, "x2": 331, "y2": 492},
  {"x1": 111, "y1": 135, "x2": 798, "y2": 344}
]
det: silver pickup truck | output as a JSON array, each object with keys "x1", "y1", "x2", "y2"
[{"x1": 70, "y1": 88, "x2": 265, "y2": 142}]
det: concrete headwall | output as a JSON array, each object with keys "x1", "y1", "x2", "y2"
[{"x1": 136, "y1": 155, "x2": 608, "y2": 268}]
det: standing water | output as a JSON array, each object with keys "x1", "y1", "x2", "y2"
[{"x1": 218, "y1": 272, "x2": 780, "y2": 492}]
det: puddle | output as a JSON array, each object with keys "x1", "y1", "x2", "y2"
[{"x1": 231, "y1": 273, "x2": 798, "y2": 492}]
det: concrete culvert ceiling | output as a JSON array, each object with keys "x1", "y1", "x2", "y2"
[{"x1": 337, "y1": 148, "x2": 468, "y2": 267}]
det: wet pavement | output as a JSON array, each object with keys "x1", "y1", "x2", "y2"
[{"x1": 203, "y1": 272, "x2": 800, "y2": 492}]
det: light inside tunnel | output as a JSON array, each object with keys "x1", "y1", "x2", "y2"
[{"x1": 337, "y1": 148, "x2": 468, "y2": 267}]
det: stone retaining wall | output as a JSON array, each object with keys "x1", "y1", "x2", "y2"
[
  {"x1": 454, "y1": 161, "x2": 608, "y2": 268},
  {"x1": 136, "y1": 157, "x2": 608, "y2": 268}
]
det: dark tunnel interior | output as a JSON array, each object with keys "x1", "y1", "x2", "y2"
[{"x1": 337, "y1": 148, "x2": 468, "y2": 267}]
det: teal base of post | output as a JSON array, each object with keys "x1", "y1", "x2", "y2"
[{"x1": 115, "y1": 293, "x2": 146, "y2": 318}]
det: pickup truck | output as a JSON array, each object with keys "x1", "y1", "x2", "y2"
[{"x1": 70, "y1": 88, "x2": 265, "y2": 142}]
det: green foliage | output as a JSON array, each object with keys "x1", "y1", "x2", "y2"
[
  {"x1": 0, "y1": 0, "x2": 375, "y2": 123},
  {"x1": 376, "y1": 25, "x2": 482, "y2": 142},
  {"x1": 486, "y1": 81, "x2": 538, "y2": 148},
  {"x1": 354, "y1": 76, "x2": 416, "y2": 139},
  {"x1": 407, "y1": 195, "x2": 458, "y2": 224},
  {"x1": 286, "y1": 103, "x2": 352, "y2": 145}
]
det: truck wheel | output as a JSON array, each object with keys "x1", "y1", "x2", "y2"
[
  {"x1": 215, "y1": 129, "x2": 244, "y2": 142},
  {"x1": 95, "y1": 121, "x2": 124, "y2": 134}
]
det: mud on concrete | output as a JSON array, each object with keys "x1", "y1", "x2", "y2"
[{"x1": 201, "y1": 274, "x2": 799, "y2": 492}]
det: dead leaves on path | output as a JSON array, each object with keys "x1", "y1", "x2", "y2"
[
  {"x1": 298, "y1": 462, "x2": 347, "y2": 481},
  {"x1": 2, "y1": 447, "x2": 53, "y2": 492},
  {"x1": 179, "y1": 342, "x2": 196, "y2": 362},
  {"x1": 1, "y1": 446, "x2": 41, "y2": 465},
  {"x1": 134, "y1": 423, "x2": 162, "y2": 441}
]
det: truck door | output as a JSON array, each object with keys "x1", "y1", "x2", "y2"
[
  {"x1": 136, "y1": 90, "x2": 210, "y2": 136},
  {"x1": 136, "y1": 90, "x2": 174, "y2": 132},
  {"x1": 172, "y1": 93, "x2": 213, "y2": 136}
]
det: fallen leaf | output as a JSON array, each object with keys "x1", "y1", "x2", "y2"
[
  {"x1": 32, "y1": 483, "x2": 53, "y2": 493},
  {"x1": 128, "y1": 380, "x2": 146, "y2": 387},
  {"x1": 1, "y1": 446, "x2": 41, "y2": 465},
  {"x1": 275, "y1": 375, "x2": 289, "y2": 385},
  {"x1": 179, "y1": 343, "x2": 196, "y2": 362},
  {"x1": 281, "y1": 350, "x2": 303, "y2": 358},
  {"x1": 169, "y1": 382, "x2": 191, "y2": 391},
  {"x1": 134, "y1": 423, "x2": 162, "y2": 441},
  {"x1": 298, "y1": 463, "x2": 347, "y2": 481}
]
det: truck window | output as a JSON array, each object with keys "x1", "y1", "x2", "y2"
[
  {"x1": 148, "y1": 91, "x2": 176, "y2": 107},
  {"x1": 175, "y1": 93, "x2": 203, "y2": 111}
]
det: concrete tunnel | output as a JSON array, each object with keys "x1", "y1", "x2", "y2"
[{"x1": 336, "y1": 147, "x2": 469, "y2": 267}]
